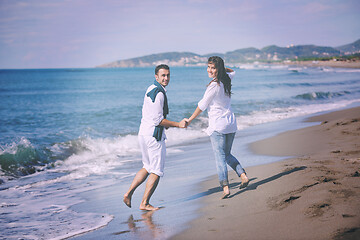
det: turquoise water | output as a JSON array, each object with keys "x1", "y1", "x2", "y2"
[
  {"x1": 1, "y1": 66, "x2": 360, "y2": 179},
  {"x1": 1, "y1": 65, "x2": 360, "y2": 239}
]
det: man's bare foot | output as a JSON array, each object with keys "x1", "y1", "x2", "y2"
[
  {"x1": 140, "y1": 204, "x2": 160, "y2": 211},
  {"x1": 123, "y1": 194, "x2": 132, "y2": 208}
]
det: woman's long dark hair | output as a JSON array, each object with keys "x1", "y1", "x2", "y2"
[{"x1": 208, "y1": 56, "x2": 232, "y2": 97}]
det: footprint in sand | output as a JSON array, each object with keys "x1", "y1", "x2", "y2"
[{"x1": 305, "y1": 202, "x2": 331, "y2": 218}]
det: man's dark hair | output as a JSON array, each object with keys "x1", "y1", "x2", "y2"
[{"x1": 155, "y1": 64, "x2": 170, "y2": 75}]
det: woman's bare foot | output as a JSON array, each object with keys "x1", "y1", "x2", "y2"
[
  {"x1": 140, "y1": 204, "x2": 160, "y2": 211},
  {"x1": 123, "y1": 194, "x2": 132, "y2": 208},
  {"x1": 221, "y1": 192, "x2": 230, "y2": 199},
  {"x1": 221, "y1": 186, "x2": 230, "y2": 199},
  {"x1": 239, "y1": 173, "x2": 249, "y2": 189}
]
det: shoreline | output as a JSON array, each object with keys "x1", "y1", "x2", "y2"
[
  {"x1": 276, "y1": 60, "x2": 360, "y2": 69},
  {"x1": 68, "y1": 106, "x2": 360, "y2": 240},
  {"x1": 69, "y1": 109, "x2": 316, "y2": 240},
  {"x1": 171, "y1": 106, "x2": 360, "y2": 240}
]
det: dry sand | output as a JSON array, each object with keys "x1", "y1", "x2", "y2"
[
  {"x1": 290, "y1": 60, "x2": 360, "y2": 69},
  {"x1": 171, "y1": 107, "x2": 360, "y2": 240}
]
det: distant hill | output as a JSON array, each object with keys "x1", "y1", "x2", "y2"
[
  {"x1": 335, "y1": 39, "x2": 360, "y2": 54},
  {"x1": 97, "y1": 52, "x2": 207, "y2": 68},
  {"x1": 97, "y1": 39, "x2": 360, "y2": 68}
]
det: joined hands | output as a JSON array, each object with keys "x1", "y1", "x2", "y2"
[{"x1": 179, "y1": 118, "x2": 190, "y2": 128}]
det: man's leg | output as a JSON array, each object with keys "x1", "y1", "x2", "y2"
[
  {"x1": 139, "y1": 136, "x2": 165, "y2": 211},
  {"x1": 123, "y1": 168, "x2": 149, "y2": 208},
  {"x1": 140, "y1": 173, "x2": 160, "y2": 211}
]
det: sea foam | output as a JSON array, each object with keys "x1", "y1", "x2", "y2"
[
  {"x1": 236, "y1": 99, "x2": 360, "y2": 130},
  {"x1": 0, "y1": 177, "x2": 115, "y2": 240}
]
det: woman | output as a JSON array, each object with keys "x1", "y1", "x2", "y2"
[{"x1": 186, "y1": 56, "x2": 249, "y2": 199}]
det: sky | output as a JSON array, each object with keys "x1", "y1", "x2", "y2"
[{"x1": 0, "y1": 0, "x2": 359, "y2": 69}]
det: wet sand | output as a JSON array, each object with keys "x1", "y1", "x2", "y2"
[{"x1": 172, "y1": 107, "x2": 360, "y2": 240}]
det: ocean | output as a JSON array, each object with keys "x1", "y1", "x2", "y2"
[{"x1": 1, "y1": 65, "x2": 360, "y2": 239}]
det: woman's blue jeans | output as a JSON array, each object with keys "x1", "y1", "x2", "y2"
[{"x1": 210, "y1": 131, "x2": 244, "y2": 187}]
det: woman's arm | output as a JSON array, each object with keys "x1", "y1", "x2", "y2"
[
  {"x1": 186, "y1": 106, "x2": 203, "y2": 125},
  {"x1": 186, "y1": 82, "x2": 218, "y2": 126},
  {"x1": 225, "y1": 67, "x2": 234, "y2": 73}
]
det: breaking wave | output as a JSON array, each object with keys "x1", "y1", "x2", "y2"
[{"x1": 294, "y1": 91, "x2": 351, "y2": 100}]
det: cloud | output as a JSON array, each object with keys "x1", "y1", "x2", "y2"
[
  {"x1": 22, "y1": 52, "x2": 36, "y2": 61},
  {"x1": 0, "y1": 0, "x2": 359, "y2": 68},
  {"x1": 302, "y1": 2, "x2": 332, "y2": 14}
]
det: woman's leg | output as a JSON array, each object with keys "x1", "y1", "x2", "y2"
[
  {"x1": 210, "y1": 132, "x2": 229, "y2": 188},
  {"x1": 224, "y1": 132, "x2": 244, "y2": 176},
  {"x1": 224, "y1": 133, "x2": 249, "y2": 188}
]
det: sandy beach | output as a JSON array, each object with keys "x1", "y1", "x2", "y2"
[
  {"x1": 172, "y1": 107, "x2": 360, "y2": 240},
  {"x1": 286, "y1": 60, "x2": 360, "y2": 69}
]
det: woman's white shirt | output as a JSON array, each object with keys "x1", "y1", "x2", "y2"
[{"x1": 198, "y1": 72, "x2": 237, "y2": 136}]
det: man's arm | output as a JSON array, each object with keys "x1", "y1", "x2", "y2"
[{"x1": 160, "y1": 118, "x2": 187, "y2": 128}]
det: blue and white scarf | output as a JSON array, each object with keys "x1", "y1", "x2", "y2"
[{"x1": 146, "y1": 80, "x2": 169, "y2": 141}]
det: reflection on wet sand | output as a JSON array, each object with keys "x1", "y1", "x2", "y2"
[
  {"x1": 141, "y1": 211, "x2": 162, "y2": 238},
  {"x1": 114, "y1": 211, "x2": 163, "y2": 238}
]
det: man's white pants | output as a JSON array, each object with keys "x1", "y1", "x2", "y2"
[{"x1": 138, "y1": 135, "x2": 166, "y2": 177}]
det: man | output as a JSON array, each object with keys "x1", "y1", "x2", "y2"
[{"x1": 123, "y1": 64, "x2": 187, "y2": 211}]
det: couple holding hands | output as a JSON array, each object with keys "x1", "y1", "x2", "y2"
[{"x1": 123, "y1": 56, "x2": 249, "y2": 211}]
